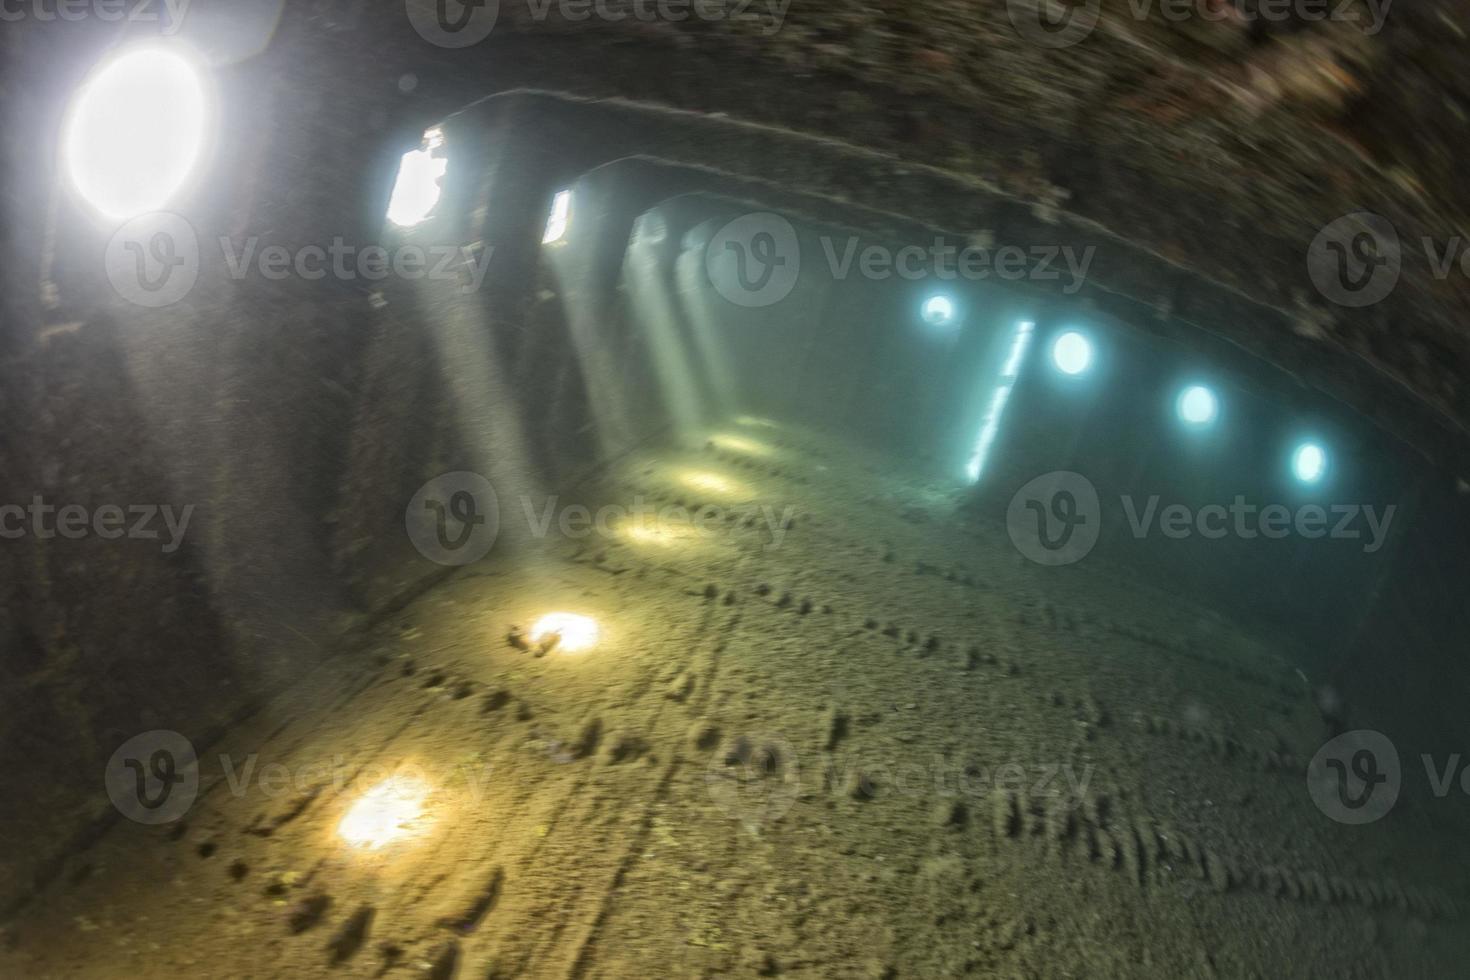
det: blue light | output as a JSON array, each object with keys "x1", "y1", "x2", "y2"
[
  {"x1": 1051, "y1": 331, "x2": 1091, "y2": 375},
  {"x1": 1176, "y1": 385, "x2": 1218, "y2": 426},
  {"x1": 921, "y1": 295, "x2": 956, "y2": 327},
  {"x1": 1292, "y1": 442, "x2": 1328, "y2": 484}
]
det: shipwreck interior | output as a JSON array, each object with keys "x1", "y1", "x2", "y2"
[{"x1": 5, "y1": 3, "x2": 1470, "y2": 978}]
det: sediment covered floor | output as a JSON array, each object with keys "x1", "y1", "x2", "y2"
[{"x1": 2, "y1": 419, "x2": 1463, "y2": 978}]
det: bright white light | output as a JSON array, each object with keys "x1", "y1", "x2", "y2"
[
  {"x1": 966, "y1": 386, "x2": 1011, "y2": 483},
  {"x1": 543, "y1": 189, "x2": 572, "y2": 245},
  {"x1": 921, "y1": 295, "x2": 956, "y2": 327},
  {"x1": 1051, "y1": 331, "x2": 1092, "y2": 375},
  {"x1": 1292, "y1": 442, "x2": 1328, "y2": 484},
  {"x1": 1176, "y1": 385, "x2": 1219, "y2": 425},
  {"x1": 529, "y1": 613, "x2": 600, "y2": 653},
  {"x1": 64, "y1": 47, "x2": 208, "y2": 220},
  {"x1": 386, "y1": 130, "x2": 447, "y2": 227},
  {"x1": 1000, "y1": 321, "x2": 1034, "y2": 380},
  {"x1": 966, "y1": 320, "x2": 1034, "y2": 482},
  {"x1": 337, "y1": 776, "x2": 430, "y2": 850}
]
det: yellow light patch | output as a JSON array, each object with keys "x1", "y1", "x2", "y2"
[
  {"x1": 529, "y1": 612, "x2": 600, "y2": 653},
  {"x1": 620, "y1": 521, "x2": 704, "y2": 548},
  {"x1": 337, "y1": 776, "x2": 432, "y2": 850},
  {"x1": 708, "y1": 433, "x2": 772, "y2": 457},
  {"x1": 676, "y1": 469, "x2": 748, "y2": 499}
]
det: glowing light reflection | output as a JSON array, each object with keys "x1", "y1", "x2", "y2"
[
  {"x1": 1051, "y1": 330, "x2": 1092, "y2": 376},
  {"x1": 620, "y1": 522, "x2": 704, "y2": 548},
  {"x1": 1176, "y1": 385, "x2": 1219, "y2": 426},
  {"x1": 65, "y1": 46, "x2": 209, "y2": 219},
  {"x1": 676, "y1": 469, "x2": 748, "y2": 498},
  {"x1": 337, "y1": 776, "x2": 431, "y2": 850},
  {"x1": 386, "y1": 128, "x2": 447, "y2": 228},
  {"x1": 543, "y1": 189, "x2": 572, "y2": 245},
  {"x1": 966, "y1": 320, "x2": 1034, "y2": 483},
  {"x1": 1292, "y1": 442, "x2": 1328, "y2": 484},
  {"x1": 708, "y1": 433, "x2": 772, "y2": 456},
  {"x1": 529, "y1": 613, "x2": 600, "y2": 653},
  {"x1": 921, "y1": 295, "x2": 956, "y2": 327}
]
